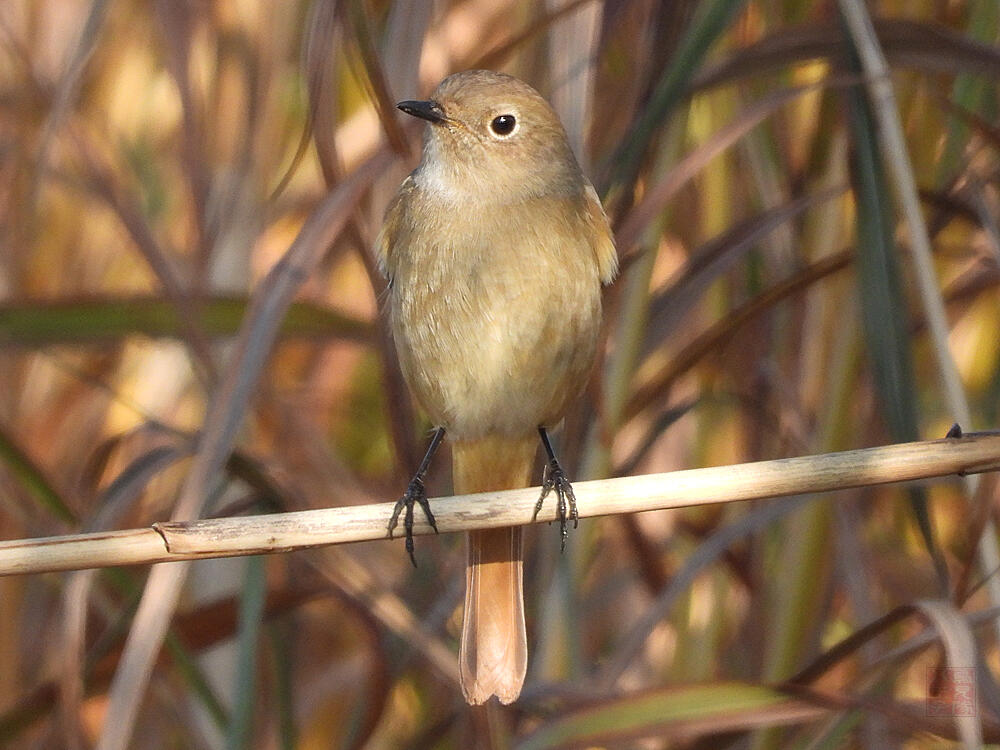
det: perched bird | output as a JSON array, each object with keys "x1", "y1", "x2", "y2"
[{"x1": 378, "y1": 70, "x2": 617, "y2": 704}]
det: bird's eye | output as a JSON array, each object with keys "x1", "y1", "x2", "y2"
[{"x1": 489, "y1": 114, "x2": 517, "y2": 137}]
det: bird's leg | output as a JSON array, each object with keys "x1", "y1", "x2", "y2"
[
  {"x1": 388, "y1": 427, "x2": 445, "y2": 566},
  {"x1": 532, "y1": 427, "x2": 578, "y2": 552}
]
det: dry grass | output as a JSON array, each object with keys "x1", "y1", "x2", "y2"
[{"x1": 1, "y1": 1, "x2": 999, "y2": 748}]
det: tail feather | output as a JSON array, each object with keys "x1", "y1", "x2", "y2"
[
  {"x1": 462, "y1": 527, "x2": 524, "y2": 704},
  {"x1": 453, "y1": 436, "x2": 535, "y2": 705}
]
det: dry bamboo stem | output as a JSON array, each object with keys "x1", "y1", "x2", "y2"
[{"x1": 2, "y1": 433, "x2": 998, "y2": 577}]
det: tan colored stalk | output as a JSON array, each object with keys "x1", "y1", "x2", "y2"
[{"x1": 1, "y1": 434, "x2": 997, "y2": 577}]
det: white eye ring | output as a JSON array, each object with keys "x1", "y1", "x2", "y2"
[{"x1": 488, "y1": 113, "x2": 519, "y2": 138}]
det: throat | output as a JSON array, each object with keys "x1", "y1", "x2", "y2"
[{"x1": 415, "y1": 159, "x2": 471, "y2": 203}]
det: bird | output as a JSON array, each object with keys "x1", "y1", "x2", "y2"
[{"x1": 377, "y1": 69, "x2": 617, "y2": 704}]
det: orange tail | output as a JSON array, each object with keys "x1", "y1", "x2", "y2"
[{"x1": 453, "y1": 436, "x2": 536, "y2": 705}]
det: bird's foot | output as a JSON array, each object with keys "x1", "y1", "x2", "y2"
[
  {"x1": 387, "y1": 476, "x2": 438, "y2": 566},
  {"x1": 533, "y1": 458, "x2": 579, "y2": 552}
]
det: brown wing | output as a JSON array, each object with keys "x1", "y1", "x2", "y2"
[
  {"x1": 583, "y1": 181, "x2": 618, "y2": 285},
  {"x1": 374, "y1": 174, "x2": 416, "y2": 281}
]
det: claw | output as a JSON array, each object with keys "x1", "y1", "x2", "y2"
[
  {"x1": 388, "y1": 427, "x2": 445, "y2": 566},
  {"x1": 533, "y1": 459, "x2": 578, "y2": 551},
  {"x1": 387, "y1": 476, "x2": 439, "y2": 567},
  {"x1": 534, "y1": 428, "x2": 579, "y2": 553}
]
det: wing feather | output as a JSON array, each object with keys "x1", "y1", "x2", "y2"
[
  {"x1": 583, "y1": 182, "x2": 618, "y2": 285},
  {"x1": 374, "y1": 174, "x2": 416, "y2": 280}
]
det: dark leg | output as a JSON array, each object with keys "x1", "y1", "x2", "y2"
[
  {"x1": 533, "y1": 427, "x2": 579, "y2": 552},
  {"x1": 388, "y1": 427, "x2": 445, "y2": 566}
]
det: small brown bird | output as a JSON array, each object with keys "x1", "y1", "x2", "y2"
[{"x1": 378, "y1": 70, "x2": 617, "y2": 704}]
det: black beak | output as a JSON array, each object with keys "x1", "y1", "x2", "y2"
[{"x1": 397, "y1": 99, "x2": 447, "y2": 124}]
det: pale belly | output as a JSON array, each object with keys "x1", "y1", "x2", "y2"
[{"x1": 390, "y1": 245, "x2": 602, "y2": 440}]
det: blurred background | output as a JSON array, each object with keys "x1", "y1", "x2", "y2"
[{"x1": 1, "y1": 0, "x2": 999, "y2": 747}]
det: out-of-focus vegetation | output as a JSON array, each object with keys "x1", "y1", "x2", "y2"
[{"x1": 1, "y1": 0, "x2": 999, "y2": 747}]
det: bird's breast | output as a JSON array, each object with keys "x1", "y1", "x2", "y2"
[{"x1": 389, "y1": 193, "x2": 603, "y2": 438}]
